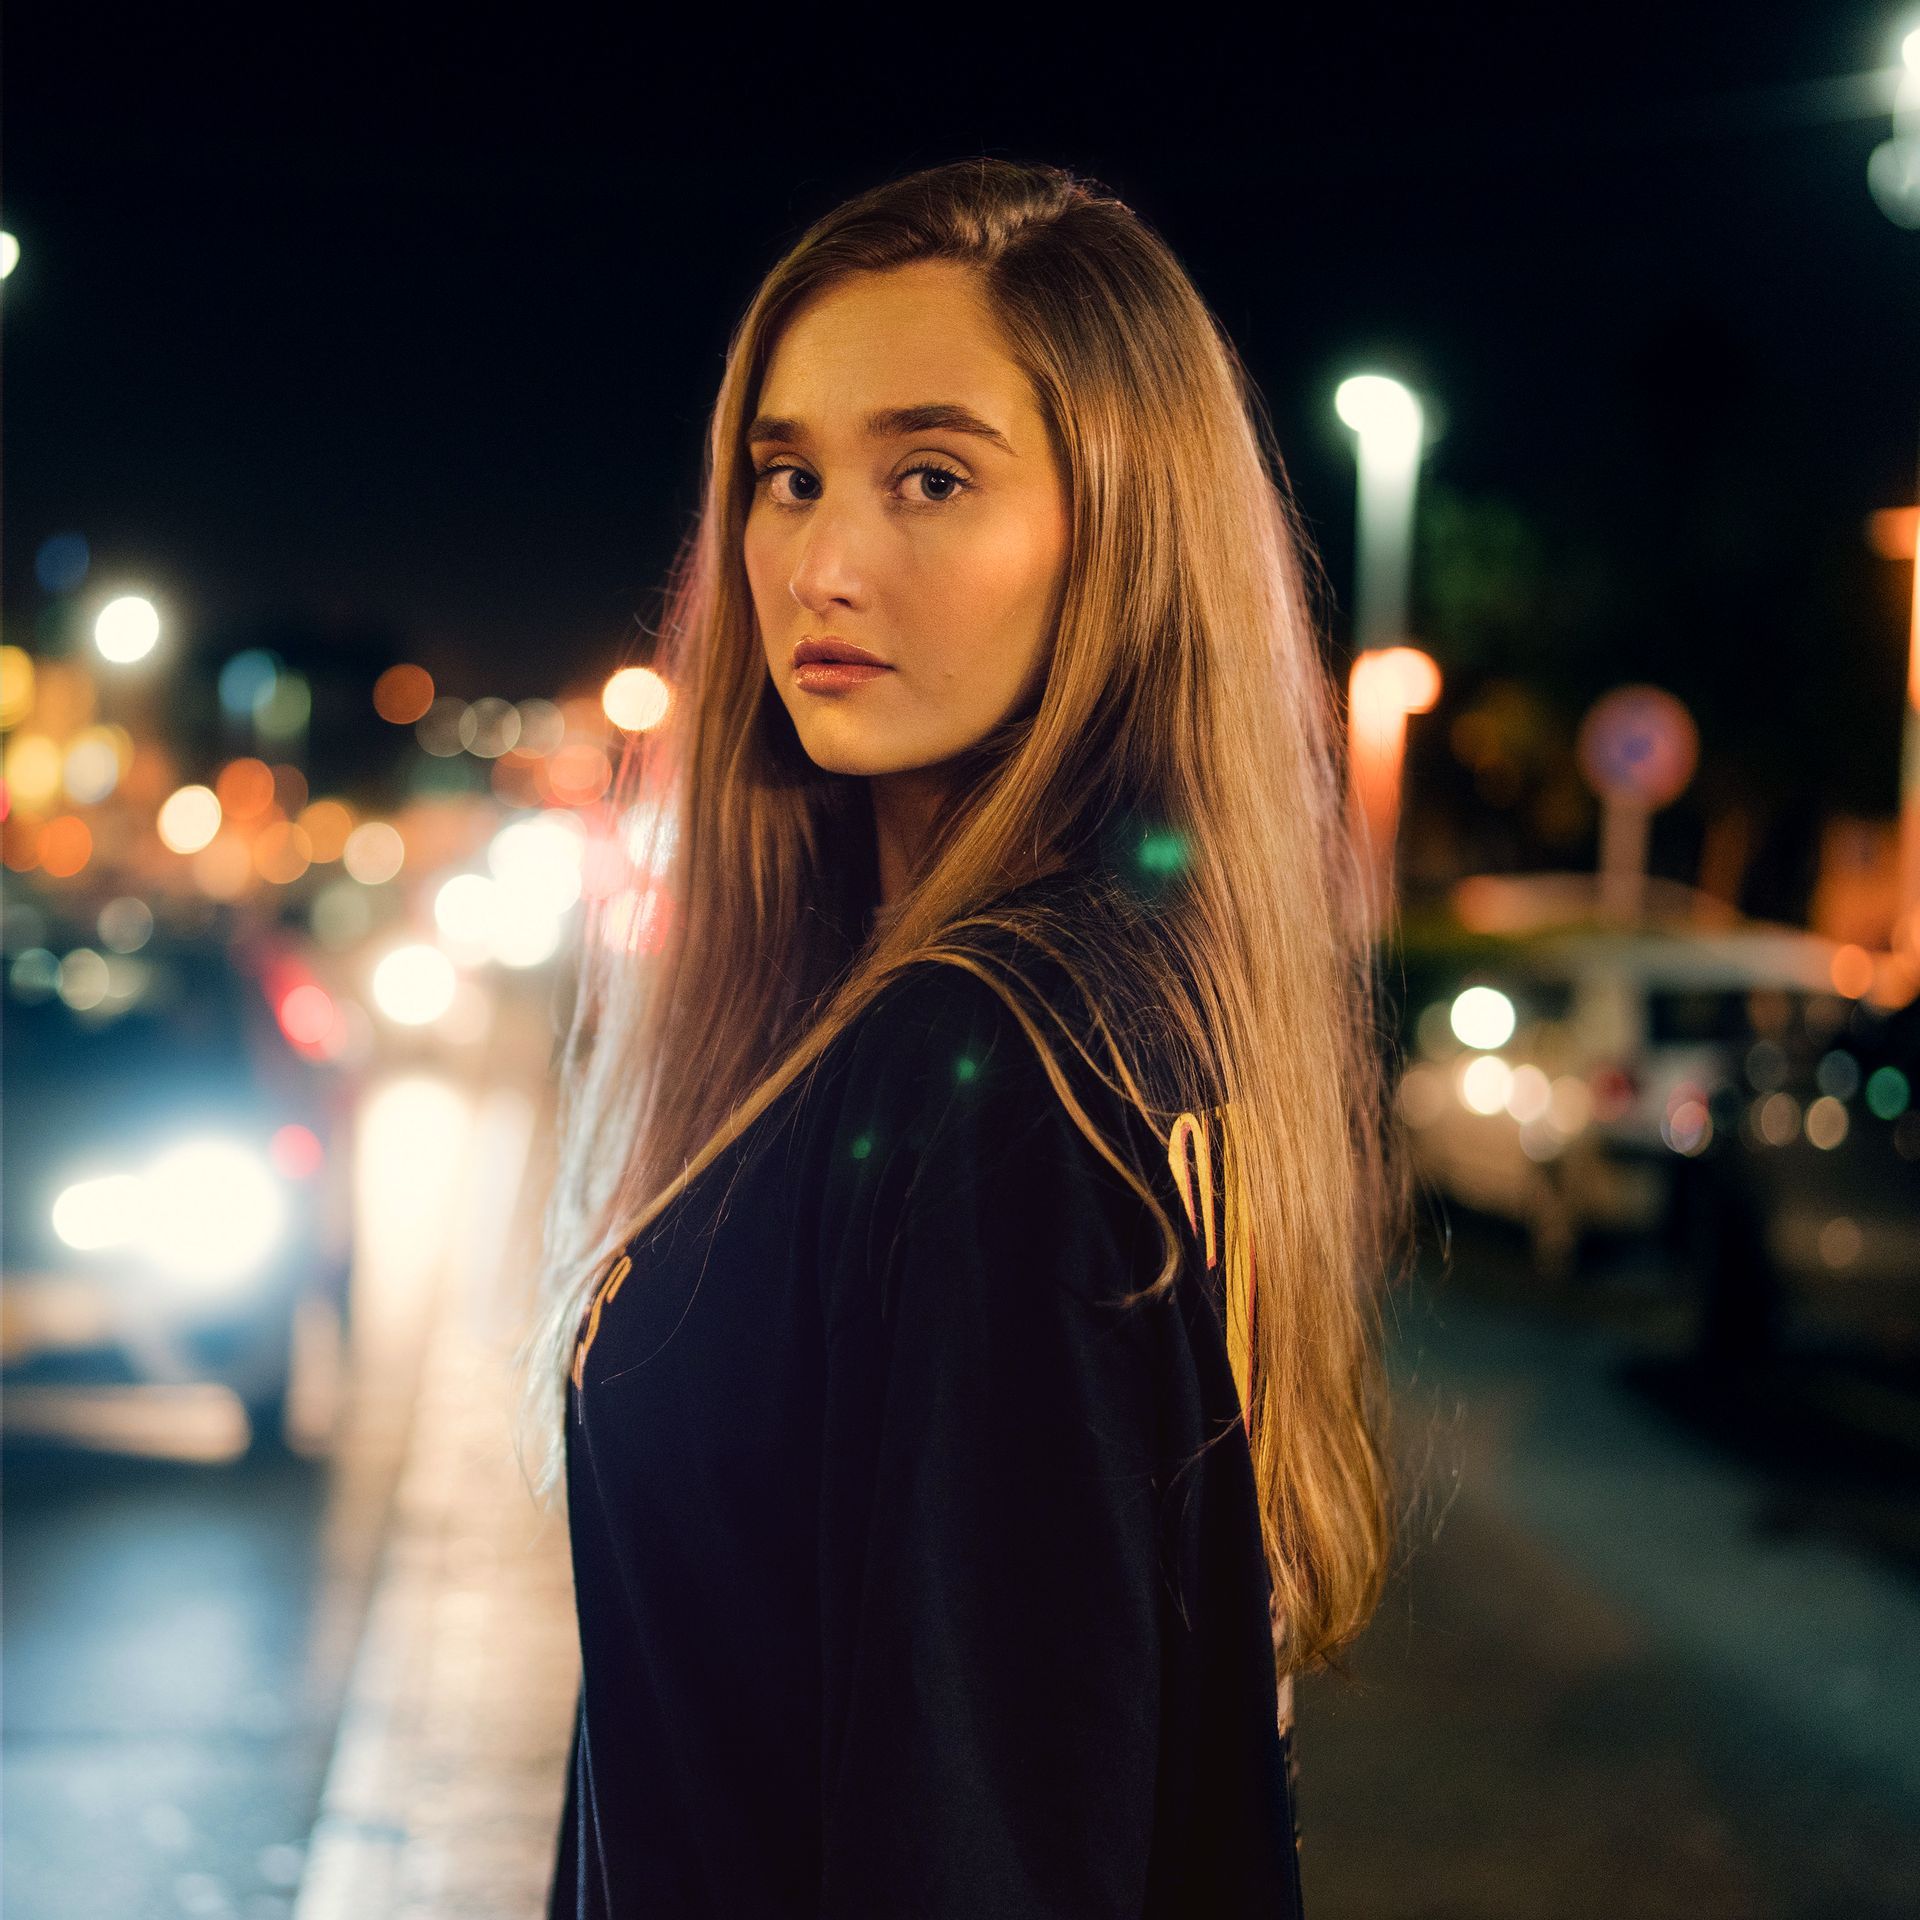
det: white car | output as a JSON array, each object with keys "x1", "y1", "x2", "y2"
[{"x1": 1395, "y1": 873, "x2": 1843, "y2": 1273}]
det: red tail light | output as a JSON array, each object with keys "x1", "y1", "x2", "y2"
[{"x1": 1589, "y1": 1064, "x2": 1639, "y2": 1123}]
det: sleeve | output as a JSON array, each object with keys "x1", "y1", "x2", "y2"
[{"x1": 813, "y1": 961, "x2": 1175, "y2": 1918}]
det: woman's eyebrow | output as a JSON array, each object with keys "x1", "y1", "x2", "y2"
[{"x1": 744, "y1": 402, "x2": 1015, "y2": 456}]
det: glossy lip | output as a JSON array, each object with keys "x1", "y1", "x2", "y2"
[{"x1": 792, "y1": 635, "x2": 891, "y2": 670}]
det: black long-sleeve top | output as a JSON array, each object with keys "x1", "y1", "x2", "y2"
[{"x1": 549, "y1": 905, "x2": 1304, "y2": 1917}]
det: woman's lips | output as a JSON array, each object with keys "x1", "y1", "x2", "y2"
[{"x1": 793, "y1": 661, "x2": 894, "y2": 693}]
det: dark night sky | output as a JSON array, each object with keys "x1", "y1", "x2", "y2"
[{"x1": 6, "y1": 3, "x2": 1915, "y2": 827}]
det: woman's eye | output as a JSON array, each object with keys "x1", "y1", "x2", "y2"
[{"x1": 749, "y1": 461, "x2": 970, "y2": 509}]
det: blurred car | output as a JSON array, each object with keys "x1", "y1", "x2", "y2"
[
  {"x1": 2, "y1": 907, "x2": 357, "y2": 1457},
  {"x1": 1393, "y1": 872, "x2": 1842, "y2": 1275},
  {"x1": 1670, "y1": 986, "x2": 1920, "y2": 1362}
]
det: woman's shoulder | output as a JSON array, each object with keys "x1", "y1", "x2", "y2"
[{"x1": 810, "y1": 883, "x2": 1215, "y2": 1218}]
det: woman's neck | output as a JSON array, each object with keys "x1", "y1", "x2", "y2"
[{"x1": 868, "y1": 767, "x2": 953, "y2": 910}]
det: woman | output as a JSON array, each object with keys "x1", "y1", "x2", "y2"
[{"x1": 519, "y1": 156, "x2": 1400, "y2": 1918}]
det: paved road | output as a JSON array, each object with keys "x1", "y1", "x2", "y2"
[
  {"x1": 1297, "y1": 1233, "x2": 1920, "y2": 1919},
  {"x1": 1, "y1": 1060, "x2": 542, "y2": 1920}
]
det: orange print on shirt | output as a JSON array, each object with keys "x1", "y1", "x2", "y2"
[
  {"x1": 571, "y1": 1250, "x2": 634, "y2": 1393},
  {"x1": 1165, "y1": 1106, "x2": 1257, "y2": 1438}
]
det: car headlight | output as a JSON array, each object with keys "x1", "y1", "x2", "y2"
[
  {"x1": 52, "y1": 1137, "x2": 287, "y2": 1292},
  {"x1": 1450, "y1": 986, "x2": 1517, "y2": 1051}
]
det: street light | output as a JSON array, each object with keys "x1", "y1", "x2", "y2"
[
  {"x1": 1334, "y1": 374, "x2": 1424, "y2": 651},
  {"x1": 1335, "y1": 372, "x2": 1438, "y2": 926}
]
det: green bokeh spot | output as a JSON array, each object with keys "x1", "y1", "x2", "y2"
[
  {"x1": 1865, "y1": 1066, "x2": 1910, "y2": 1122},
  {"x1": 1136, "y1": 830, "x2": 1189, "y2": 877},
  {"x1": 850, "y1": 1131, "x2": 874, "y2": 1161},
  {"x1": 953, "y1": 1053, "x2": 979, "y2": 1084}
]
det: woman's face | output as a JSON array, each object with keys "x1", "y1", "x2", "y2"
[{"x1": 743, "y1": 261, "x2": 1071, "y2": 781}]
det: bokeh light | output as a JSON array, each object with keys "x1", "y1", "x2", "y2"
[
  {"x1": 34, "y1": 534, "x2": 90, "y2": 596},
  {"x1": 1449, "y1": 985, "x2": 1516, "y2": 1051},
  {"x1": 38, "y1": 816, "x2": 93, "y2": 879},
  {"x1": 0, "y1": 646, "x2": 36, "y2": 728},
  {"x1": 270, "y1": 1123, "x2": 326, "y2": 1180},
  {"x1": 1504, "y1": 1063, "x2": 1552, "y2": 1124},
  {"x1": 1866, "y1": 1066, "x2": 1911, "y2": 1120},
  {"x1": 10, "y1": 948, "x2": 60, "y2": 1000},
  {"x1": 192, "y1": 831, "x2": 254, "y2": 901},
  {"x1": 1334, "y1": 373, "x2": 1423, "y2": 461},
  {"x1": 5, "y1": 734, "x2": 62, "y2": 808},
  {"x1": 98, "y1": 897, "x2": 154, "y2": 953},
  {"x1": 254, "y1": 671, "x2": 311, "y2": 740},
  {"x1": 276, "y1": 984, "x2": 336, "y2": 1049},
  {"x1": 57, "y1": 947, "x2": 110, "y2": 1010},
  {"x1": 253, "y1": 821, "x2": 314, "y2": 885},
  {"x1": 547, "y1": 742, "x2": 612, "y2": 805},
  {"x1": 218, "y1": 650, "x2": 280, "y2": 721},
  {"x1": 158, "y1": 785, "x2": 223, "y2": 854},
  {"x1": 53, "y1": 1172, "x2": 143, "y2": 1252},
  {"x1": 372, "y1": 943, "x2": 457, "y2": 1025},
  {"x1": 63, "y1": 727, "x2": 127, "y2": 804},
  {"x1": 488, "y1": 812, "x2": 585, "y2": 916},
  {"x1": 342, "y1": 820, "x2": 405, "y2": 885},
  {"x1": 602, "y1": 666, "x2": 671, "y2": 733},
  {"x1": 297, "y1": 799, "x2": 356, "y2": 862},
  {"x1": 216, "y1": 757, "x2": 276, "y2": 821},
  {"x1": 272, "y1": 763, "x2": 309, "y2": 815},
  {"x1": 143, "y1": 1140, "x2": 287, "y2": 1284},
  {"x1": 514, "y1": 698, "x2": 565, "y2": 756},
  {"x1": 416, "y1": 697, "x2": 467, "y2": 757},
  {"x1": 94, "y1": 595, "x2": 161, "y2": 665},
  {"x1": 459, "y1": 696, "x2": 522, "y2": 758},
  {"x1": 1350, "y1": 646, "x2": 1442, "y2": 729},
  {"x1": 373, "y1": 664, "x2": 435, "y2": 725},
  {"x1": 1460, "y1": 1054, "x2": 1514, "y2": 1116}
]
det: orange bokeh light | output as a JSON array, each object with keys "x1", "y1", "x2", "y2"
[
  {"x1": 216, "y1": 757, "x2": 276, "y2": 821},
  {"x1": 37, "y1": 814, "x2": 93, "y2": 878},
  {"x1": 272, "y1": 763, "x2": 309, "y2": 815},
  {"x1": 3, "y1": 816, "x2": 42, "y2": 872},
  {"x1": 297, "y1": 798, "x2": 356, "y2": 862},
  {"x1": 1867, "y1": 506, "x2": 1918, "y2": 562},
  {"x1": 253, "y1": 821, "x2": 314, "y2": 885},
  {"x1": 1831, "y1": 944, "x2": 1875, "y2": 999},
  {"x1": 548, "y1": 742, "x2": 612, "y2": 805},
  {"x1": 373, "y1": 664, "x2": 435, "y2": 725},
  {"x1": 1350, "y1": 646, "x2": 1442, "y2": 730}
]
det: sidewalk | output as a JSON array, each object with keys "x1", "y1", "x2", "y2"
[{"x1": 294, "y1": 1059, "x2": 578, "y2": 1920}]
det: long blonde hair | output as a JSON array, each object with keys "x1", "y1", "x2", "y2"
[{"x1": 513, "y1": 156, "x2": 1403, "y2": 1675}]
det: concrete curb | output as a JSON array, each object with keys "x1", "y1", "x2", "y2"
[{"x1": 295, "y1": 1082, "x2": 577, "y2": 1920}]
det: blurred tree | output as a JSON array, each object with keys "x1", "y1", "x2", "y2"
[{"x1": 1415, "y1": 484, "x2": 1551, "y2": 678}]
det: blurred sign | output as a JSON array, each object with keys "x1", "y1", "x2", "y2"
[
  {"x1": 1577, "y1": 685, "x2": 1698, "y2": 923},
  {"x1": 1577, "y1": 685, "x2": 1698, "y2": 810}
]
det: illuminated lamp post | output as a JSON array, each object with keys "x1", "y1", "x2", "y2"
[
  {"x1": 1867, "y1": 26, "x2": 1920, "y2": 934},
  {"x1": 1335, "y1": 372, "x2": 1438, "y2": 926},
  {"x1": 1348, "y1": 646, "x2": 1442, "y2": 923}
]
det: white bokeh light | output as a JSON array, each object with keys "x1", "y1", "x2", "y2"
[
  {"x1": 1449, "y1": 985, "x2": 1517, "y2": 1051},
  {"x1": 94, "y1": 595, "x2": 161, "y2": 665},
  {"x1": 372, "y1": 943, "x2": 458, "y2": 1025}
]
